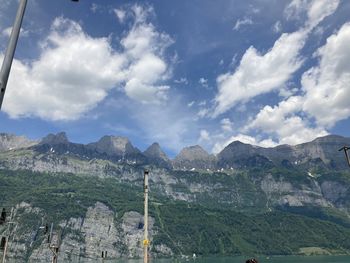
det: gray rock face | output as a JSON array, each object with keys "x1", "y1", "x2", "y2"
[
  {"x1": 320, "y1": 181, "x2": 349, "y2": 204},
  {"x1": 2, "y1": 132, "x2": 349, "y2": 171},
  {"x1": 217, "y1": 141, "x2": 273, "y2": 169},
  {"x1": 87, "y1": 136, "x2": 140, "y2": 156},
  {"x1": 217, "y1": 135, "x2": 350, "y2": 170},
  {"x1": 290, "y1": 135, "x2": 350, "y2": 168},
  {"x1": 0, "y1": 133, "x2": 37, "y2": 152},
  {"x1": 144, "y1": 143, "x2": 168, "y2": 161},
  {"x1": 144, "y1": 143, "x2": 171, "y2": 168},
  {"x1": 120, "y1": 211, "x2": 155, "y2": 258},
  {"x1": 3, "y1": 202, "x2": 163, "y2": 262},
  {"x1": 40, "y1": 132, "x2": 69, "y2": 145},
  {"x1": 260, "y1": 174, "x2": 331, "y2": 207},
  {"x1": 173, "y1": 145, "x2": 216, "y2": 170}
]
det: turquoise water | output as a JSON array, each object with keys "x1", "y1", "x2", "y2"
[{"x1": 108, "y1": 255, "x2": 350, "y2": 263}]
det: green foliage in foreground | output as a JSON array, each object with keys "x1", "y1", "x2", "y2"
[
  {"x1": 1, "y1": 169, "x2": 350, "y2": 256},
  {"x1": 153, "y1": 203, "x2": 350, "y2": 256}
]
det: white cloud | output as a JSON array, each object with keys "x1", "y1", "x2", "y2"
[
  {"x1": 2, "y1": 27, "x2": 29, "y2": 37},
  {"x1": 220, "y1": 118, "x2": 233, "y2": 132},
  {"x1": 212, "y1": 134, "x2": 277, "y2": 154},
  {"x1": 247, "y1": 96, "x2": 328, "y2": 145},
  {"x1": 247, "y1": 22, "x2": 349, "y2": 144},
  {"x1": 187, "y1": 101, "x2": 195, "y2": 107},
  {"x1": 213, "y1": 29, "x2": 306, "y2": 116},
  {"x1": 212, "y1": 0, "x2": 340, "y2": 117},
  {"x1": 197, "y1": 108, "x2": 210, "y2": 118},
  {"x1": 124, "y1": 53, "x2": 170, "y2": 103},
  {"x1": 121, "y1": 14, "x2": 173, "y2": 102},
  {"x1": 276, "y1": 117, "x2": 328, "y2": 145},
  {"x1": 90, "y1": 3, "x2": 99, "y2": 13},
  {"x1": 285, "y1": 0, "x2": 340, "y2": 29},
  {"x1": 198, "y1": 129, "x2": 210, "y2": 143},
  {"x1": 2, "y1": 17, "x2": 126, "y2": 121},
  {"x1": 302, "y1": 22, "x2": 350, "y2": 127},
  {"x1": 247, "y1": 20, "x2": 350, "y2": 146},
  {"x1": 233, "y1": 17, "x2": 253, "y2": 31},
  {"x1": 199, "y1": 77, "x2": 208, "y2": 88},
  {"x1": 114, "y1": 8, "x2": 126, "y2": 23},
  {"x1": 174, "y1": 77, "x2": 188, "y2": 84},
  {"x1": 2, "y1": 5, "x2": 174, "y2": 120},
  {"x1": 273, "y1": 21, "x2": 282, "y2": 33},
  {"x1": 198, "y1": 101, "x2": 207, "y2": 106},
  {"x1": 248, "y1": 96, "x2": 303, "y2": 133}
]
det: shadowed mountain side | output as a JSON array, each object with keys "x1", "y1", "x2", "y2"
[{"x1": 143, "y1": 142, "x2": 172, "y2": 168}]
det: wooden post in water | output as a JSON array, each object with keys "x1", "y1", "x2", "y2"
[{"x1": 143, "y1": 169, "x2": 149, "y2": 263}]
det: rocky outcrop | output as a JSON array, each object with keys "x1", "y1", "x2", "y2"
[
  {"x1": 217, "y1": 141, "x2": 274, "y2": 169},
  {"x1": 320, "y1": 181, "x2": 349, "y2": 204},
  {"x1": 144, "y1": 143, "x2": 171, "y2": 168},
  {"x1": 0, "y1": 133, "x2": 37, "y2": 152},
  {"x1": 260, "y1": 174, "x2": 331, "y2": 207},
  {"x1": 87, "y1": 136, "x2": 140, "y2": 157},
  {"x1": 3, "y1": 202, "x2": 163, "y2": 262},
  {"x1": 40, "y1": 132, "x2": 69, "y2": 145},
  {"x1": 217, "y1": 135, "x2": 350, "y2": 170},
  {"x1": 173, "y1": 145, "x2": 216, "y2": 170}
]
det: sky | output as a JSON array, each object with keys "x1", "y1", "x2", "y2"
[{"x1": 0, "y1": 0, "x2": 349, "y2": 157}]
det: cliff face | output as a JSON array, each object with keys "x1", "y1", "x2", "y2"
[
  {"x1": 0, "y1": 133, "x2": 349, "y2": 212},
  {"x1": 2, "y1": 202, "x2": 164, "y2": 262},
  {"x1": 217, "y1": 135, "x2": 350, "y2": 170}
]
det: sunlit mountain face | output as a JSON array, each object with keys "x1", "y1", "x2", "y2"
[{"x1": 0, "y1": 1, "x2": 349, "y2": 157}]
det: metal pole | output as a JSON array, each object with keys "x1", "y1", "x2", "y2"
[
  {"x1": 143, "y1": 170, "x2": 149, "y2": 263},
  {"x1": 338, "y1": 146, "x2": 350, "y2": 167},
  {"x1": 1, "y1": 237, "x2": 8, "y2": 263},
  {"x1": 1, "y1": 209, "x2": 13, "y2": 263},
  {"x1": 0, "y1": 0, "x2": 28, "y2": 109}
]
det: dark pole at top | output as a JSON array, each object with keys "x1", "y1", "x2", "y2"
[
  {"x1": 0, "y1": 0, "x2": 79, "y2": 110},
  {"x1": 339, "y1": 146, "x2": 350, "y2": 167},
  {"x1": 0, "y1": 0, "x2": 28, "y2": 110}
]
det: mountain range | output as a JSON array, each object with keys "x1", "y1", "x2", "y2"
[{"x1": 1, "y1": 132, "x2": 349, "y2": 171}]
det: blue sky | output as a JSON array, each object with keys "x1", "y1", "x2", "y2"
[{"x1": 0, "y1": 0, "x2": 349, "y2": 157}]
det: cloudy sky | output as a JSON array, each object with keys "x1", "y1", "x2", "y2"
[{"x1": 0, "y1": 0, "x2": 349, "y2": 156}]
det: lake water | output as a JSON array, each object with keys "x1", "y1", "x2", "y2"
[{"x1": 106, "y1": 255, "x2": 350, "y2": 263}]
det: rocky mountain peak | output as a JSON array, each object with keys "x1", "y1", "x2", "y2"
[
  {"x1": 175, "y1": 145, "x2": 210, "y2": 161},
  {"x1": 0, "y1": 133, "x2": 37, "y2": 151},
  {"x1": 40, "y1": 132, "x2": 69, "y2": 145},
  {"x1": 144, "y1": 142, "x2": 169, "y2": 161},
  {"x1": 143, "y1": 142, "x2": 171, "y2": 168},
  {"x1": 219, "y1": 140, "x2": 260, "y2": 159},
  {"x1": 173, "y1": 145, "x2": 215, "y2": 170},
  {"x1": 88, "y1": 135, "x2": 140, "y2": 156}
]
